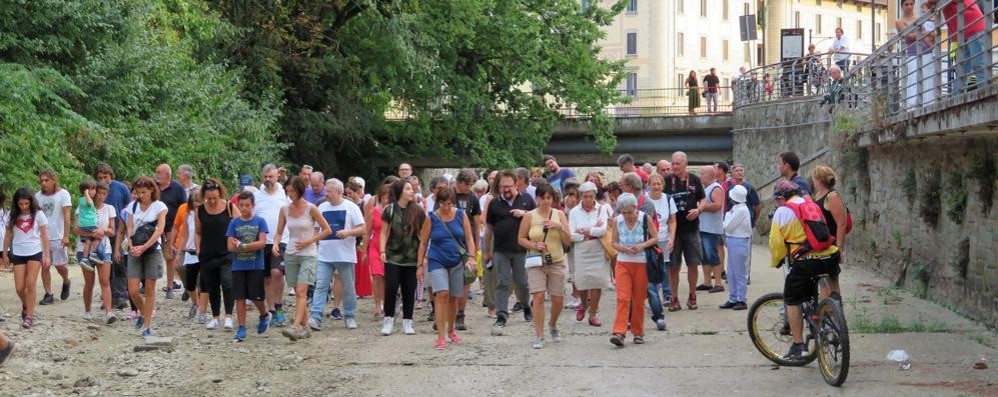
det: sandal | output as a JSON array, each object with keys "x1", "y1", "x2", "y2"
[
  {"x1": 687, "y1": 294, "x2": 698, "y2": 311},
  {"x1": 668, "y1": 297, "x2": 682, "y2": 312},
  {"x1": 610, "y1": 333, "x2": 625, "y2": 347},
  {"x1": 575, "y1": 307, "x2": 585, "y2": 322},
  {"x1": 633, "y1": 336, "x2": 645, "y2": 344}
]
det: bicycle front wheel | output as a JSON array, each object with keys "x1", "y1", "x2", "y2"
[
  {"x1": 747, "y1": 292, "x2": 817, "y2": 366},
  {"x1": 817, "y1": 298, "x2": 850, "y2": 386}
]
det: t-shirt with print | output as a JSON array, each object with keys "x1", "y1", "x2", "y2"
[
  {"x1": 75, "y1": 204, "x2": 116, "y2": 252},
  {"x1": 226, "y1": 215, "x2": 269, "y2": 271},
  {"x1": 35, "y1": 189, "x2": 71, "y2": 241},
  {"x1": 317, "y1": 199, "x2": 365, "y2": 263},
  {"x1": 11, "y1": 211, "x2": 48, "y2": 256},
  {"x1": 78, "y1": 197, "x2": 98, "y2": 228},
  {"x1": 381, "y1": 203, "x2": 426, "y2": 266},
  {"x1": 547, "y1": 168, "x2": 576, "y2": 193},
  {"x1": 663, "y1": 173, "x2": 706, "y2": 233},
  {"x1": 454, "y1": 191, "x2": 481, "y2": 240},
  {"x1": 125, "y1": 201, "x2": 168, "y2": 251}
]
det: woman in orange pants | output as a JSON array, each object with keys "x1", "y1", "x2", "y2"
[{"x1": 608, "y1": 193, "x2": 658, "y2": 347}]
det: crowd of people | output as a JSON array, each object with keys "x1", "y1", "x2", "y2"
[{"x1": 0, "y1": 150, "x2": 851, "y2": 358}]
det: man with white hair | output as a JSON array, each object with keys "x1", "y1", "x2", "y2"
[
  {"x1": 156, "y1": 163, "x2": 187, "y2": 299},
  {"x1": 697, "y1": 166, "x2": 725, "y2": 293},
  {"x1": 663, "y1": 152, "x2": 706, "y2": 311},
  {"x1": 312, "y1": 178, "x2": 366, "y2": 330},
  {"x1": 177, "y1": 164, "x2": 199, "y2": 197},
  {"x1": 656, "y1": 160, "x2": 671, "y2": 178}
]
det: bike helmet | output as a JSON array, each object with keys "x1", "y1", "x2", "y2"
[{"x1": 772, "y1": 178, "x2": 801, "y2": 200}]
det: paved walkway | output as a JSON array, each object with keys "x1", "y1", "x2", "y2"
[{"x1": 0, "y1": 245, "x2": 995, "y2": 396}]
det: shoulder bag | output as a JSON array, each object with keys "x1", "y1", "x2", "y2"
[{"x1": 642, "y1": 213, "x2": 665, "y2": 284}]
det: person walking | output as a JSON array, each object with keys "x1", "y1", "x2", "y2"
[
  {"x1": 418, "y1": 187, "x2": 477, "y2": 350},
  {"x1": 517, "y1": 184, "x2": 571, "y2": 349},
  {"x1": 35, "y1": 170, "x2": 72, "y2": 305},
  {"x1": 226, "y1": 191, "x2": 272, "y2": 341},
  {"x1": 72, "y1": 182, "x2": 117, "y2": 324},
  {"x1": 123, "y1": 176, "x2": 168, "y2": 337},
  {"x1": 568, "y1": 182, "x2": 612, "y2": 326},
  {"x1": 645, "y1": 173, "x2": 677, "y2": 330},
  {"x1": 3, "y1": 188, "x2": 50, "y2": 329},
  {"x1": 253, "y1": 164, "x2": 290, "y2": 326},
  {"x1": 484, "y1": 171, "x2": 535, "y2": 336},
  {"x1": 195, "y1": 179, "x2": 238, "y2": 331},
  {"x1": 311, "y1": 178, "x2": 364, "y2": 331},
  {"x1": 663, "y1": 152, "x2": 706, "y2": 311},
  {"x1": 379, "y1": 179, "x2": 425, "y2": 336},
  {"x1": 686, "y1": 71, "x2": 701, "y2": 115},
  {"x1": 720, "y1": 185, "x2": 751, "y2": 311},
  {"x1": 363, "y1": 181, "x2": 392, "y2": 318},
  {"x1": 608, "y1": 193, "x2": 658, "y2": 347}
]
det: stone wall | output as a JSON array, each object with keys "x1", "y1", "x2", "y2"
[{"x1": 733, "y1": 99, "x2": 998, "y2": 327}]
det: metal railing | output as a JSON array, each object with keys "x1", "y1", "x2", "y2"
[
  {"x1": 558, "y1": 87, "x2": 733, "y2": 118},
  {"x1": 839, "y1": 0, "x2": 995, "y2": 126},
  {"x1": 734, "y1": 52, "x2": 869, "y2": 107}
]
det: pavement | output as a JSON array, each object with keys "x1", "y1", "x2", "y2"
[{"x1": 0, "y1": 245, "x2": 995, "y2": 396}]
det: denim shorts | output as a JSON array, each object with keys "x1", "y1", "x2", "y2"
[
  {"x1": 700, "y1": 232, "x2": 721, "y2": 265},
  {"x1": 429, "y1": 265, "x2": 464, "y2": 297}
]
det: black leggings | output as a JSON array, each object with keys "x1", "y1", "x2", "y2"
[
  {"x1": 184, "y1": 262, "x2": 201, "y2": 293},
  {"x1": 199, "y1": 256, "x2": 233, "y2": 317},
  {"x1": 383, "y1": 264, "x2": 417, "y2": 319}
]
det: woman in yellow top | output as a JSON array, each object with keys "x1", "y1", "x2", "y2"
[{"x1": 517, "y1": 184, "x2": 571, "y2": 349}]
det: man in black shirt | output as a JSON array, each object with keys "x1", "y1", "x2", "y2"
[
  {"x1": 703, "y1": 68, "x2": 721, "y2": 112},
  {"x1": 453, "y1": 169, "x2": 482, "y2": 331},
  {"x1": 156, "y1": 163, "x2": 188, "y2": 299},
  {"x1": 662, "y1": 152, "x2": 706, "y2": 311},
  {"x1": 484, "y1": 171, "x2": 535, "y2": 335}
]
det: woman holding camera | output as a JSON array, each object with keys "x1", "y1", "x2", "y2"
[
  {"x1": 517, "y1": 184, "x2": 571, "y2": 349},
  {"x1": 123, "y1": 176, "x2": 168, "y2": 337}
]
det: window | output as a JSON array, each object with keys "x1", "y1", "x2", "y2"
[
  {"x1": 626, "y1": 72, "x2": 638, "y2": 97},
  {"x1": 626, "y1": 31, "x2": 638, "y2": 56},
  {"x1": 678, "y1": 73, "x2": 686, "y2": 90},
  {"x1": 836, "y1": 17, "x2": 842, "y2": 29},
  {"x1": 723, "y1": 39, "x2": 729, "y2": 61},
  {"x1": 816, "y1": 15, "x2": 822, "y2": 34},
  {"x1": 743, "y1": 2, "x2": 750, "y2": 15},
  {"x1": 627, "y1": 0, "x2": 637, "y2": 13},
  {"x1": 876, "y1": 23, "x2": 882, "y2": 40},
  {"x1": 677, "y1": 0, "x2": 683, "y2": 14},
  {"x1": 700, "y1": 36, "x2": 707, "y2": 58},
  {"x1": 723, "y1": 0, "x2": 729, "y2": 19},
  {"x1": 793, "y1": 12, "x2": 800, "y2": 28},
  {"x1": 856, "y1": 21, "x2": 862, "y2": 39},
  {"x1": 677, "y1": 32, "x2": 685, "y2": 56},
  {"x1": 723, "y1": 78, "x2": 730, "y2": 101},
  {"x1": 743, "y1": 43, "x2": 751, "y2": 62},
  {"x1": 856, "y1": 4, "x2": 862, "y2": 13},
  {"x1": 700, "y1": 0, "x2": 707, "y2": 17}
]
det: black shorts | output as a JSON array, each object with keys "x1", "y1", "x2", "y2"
[
  {"x1": 783, "y1": 252, "x2": 842, "y2": 306},
  {"x1": 10, "y1": 251, "x2": 43, "y2": 265},
  {"x1": 668, "y1": 231, "x2": 703, "y2": 267},
  {"x1": 263, "y1": 243, "x2": 286, "y2": 276},
  {"x1": 232, "y1": 270, "x2": 266, "y2": 301}
]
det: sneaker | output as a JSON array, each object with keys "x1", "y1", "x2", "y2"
[
  {"x1": 531, "y1": 336, "x2": 544, "y2": 349},
  {"x1": 434, "y1": 338, "x2": 447, "y2": 350},
  {"x1": 105, "y1": 313, "x2": 118, "y2": 325},
  {"x1": 426, "y1": 309, "x2": 435, "y2": 322},
  {"x1": 448, "y1": 330, "x2": 463, "y2": 344},
  {"x1": 719, "y1": 301, "x2": 738, "y2": 309},
  {"x1": 491, "y1": 316, "x2": 507, "y2": 336},
  {"x1": 171, "y1": 281, "x2": 182, "y2": 290},
  {"x1": 550, "y1": 328, "x2": 562, "y2": 343},
  {"x1": 273, "y1": 310, "x2": 286, "y2": 326},
  {"x1": 181, "y1": 291, "x2": 190, "y2": 302},
  {"x1": 206, "y1": 318, "x2": 219, "y2": 330},
  {"x1": 512, "y1": 302, "x2": 523, "y2": 312},
  {"x1": 197, "y1": 313, "x2": 209, "y2": 325},
  {"x1": 721, "y1": 270, "x2": 726, "y2": 280},
  {"x1": 345, "y1": 318, "x2": 358, "y2": 329},
  {"x1": 784, "y1": 342, "x2": 807, "y2": 359},
  {"x1": 0, "y1": 340, "x2": 14, "y2": 367},
  {"x1": 455, "y1": 312, "x2": 467, "y2": 331},
  {"x1": 257, "y1": 313, "x2": 271, "y2": 334},
  {"x1": 88, "y1": 253, "x2": 102, "y2": 264},
  {"x1": 610, "y1": 333, "x2": 625, "y2": 347},
  {"x1": 234, "y1": 326, "x2": 247, "y2": 342},
  {"x1": 733, "y1": 301, "x2": 748, "y2": 311},
  {"x1": 82, "y1": 312, "x2": 93, "y2": 322},
  {"x1": 695, "y1": 284, "x2": 711, "y2": 291},
  {"x1": 134, "y1": 316, "x2": 144, "y2": 330},
  {"x1": 126, "y1": 310, "x2": 138, "y2": 320},
  {"x1": 523, "y1": 307, "x2": 533, "y2": 322},
  {"x1": 113, "y1": 298, "x2": 128, "y2": 310},
  {"x1": 21, "y1": 316, "x2": 33, "y2": 329},
  {"x1": 39, "y1": 293, "x2": 55, "y2": 305},
  {"x1": 655, "y1": 318, "x2": 667, "y2": 331},
  {"x1": 288, "y1": 287, "x2": 296, "y2": 296},
  {"x1": 708, "y1": 286, "x2": 725, "y2": 293},
  {"x1": 281, "y1": 326, "x2": 300, "y2": 341},
  {"x1": 308, "y1": 317, "x2": 321, "y2": 331},
  {"x1": 633, "y1": 336, "x2": 645, "y2": 344},
  {"x1": 588, "y1": 315, "x2": 602, "y2": 327},
  {"x1": 329, "y1": 308, "x2": 343, "y2": 320},
  {"x1": 381, "y1": 317, "x2": 394, "y2": 335},
  {"x1": 402, "y1": 319, "x2": 415, "y2": 335},
  {"x1": 79, "y1": 259, "x2": 94, "y2": 272},
  {"x1": 223, "y1": 317, "x2": 234, "y2": 330},
  {"x1": 164, "y1": 289, "x2": 175, "y2": 300},
  {"x1": 300, "y1": 326, "x2": 312, "y2": 339},
  {"x1": 141, "y1": 328, "x2": 153, "y2": 338},
  {"x1": 60, "y1": 282, "x2": 71, "y2": 300},
  {"x1": 564, "y1": 297, "x2": 581, "y2": 309},
  {"x1": 415, "y1": 300, "x2": 423, "y2": 310},
  {"x1": 187, "y1": 304, "x2": 198, "y2": 319}
]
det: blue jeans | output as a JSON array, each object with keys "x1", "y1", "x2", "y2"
[
  {"x1": 310, "y1": 261, "x2": 356, "y2": 323},
  {"x1": 956, "y1": 32, "x2": 988, "y2": 92}
]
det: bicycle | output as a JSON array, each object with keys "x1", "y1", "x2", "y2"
[{"x1": 747, "y1": 254, "x2": 850, "y2": 387}]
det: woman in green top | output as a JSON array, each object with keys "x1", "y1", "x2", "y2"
[
  {"x1": 517, "y1": 184, "x2": 571, "y2": 349},
  {"x1": 378, "y1": 179, "x2": 426, "y2": 336}
]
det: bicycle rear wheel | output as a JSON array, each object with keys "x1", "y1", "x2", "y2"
[
  {"x1": 817, "y1": 298, "x2": 850, "y2": 386},
  {"x1": 747, "y1": 292, "x2": 817, "y2": 366}
]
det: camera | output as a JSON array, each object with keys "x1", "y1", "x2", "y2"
[{"x1": 543, "y1": 253, "x2": 553, "y2": 266}]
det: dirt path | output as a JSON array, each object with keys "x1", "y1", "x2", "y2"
[{"x1": 0, "y1": 246, "x2": 995, "y2": 396}]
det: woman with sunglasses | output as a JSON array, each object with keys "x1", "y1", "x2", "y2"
[
  {"x1": 195, "y1": 178, "x2": 239, "y2": 330},
  {"x1": 517, "y1": 184, "x2": 571, "y2": 349}
]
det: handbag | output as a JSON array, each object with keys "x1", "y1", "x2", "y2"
[
  {"x1": 438, "y1": 210, "x2": 469, "y2": 268},
  {"x1": 642, "y1": 214, "x2": 665, "y2": 284},
  {"x1": 595, "y1": 205, "x2": 617, "y2": 259},
  {"x1": 525, "y1": 210, "x2": 554, "y2": 268},
  {"x1": 130, "y1": 202, "x2": 160, "y2": 255}
]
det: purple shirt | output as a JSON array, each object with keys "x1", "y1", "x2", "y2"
[{"x1": 302, "y1": 188, "x2": 325, "y2": 204}]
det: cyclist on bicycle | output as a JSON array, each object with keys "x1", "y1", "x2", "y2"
[{"x1": 768, "y1": 179, "x2": 841, "y2": 359}]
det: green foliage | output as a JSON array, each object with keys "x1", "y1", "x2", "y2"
[
  {"x1": 918, "y1": 167, "x2": 941, "y2": 227},
  {"x1": 900, "y1": 167, "x2": 917, "y2": 206},
  {"x1": 944, "y1": 171, "x2": 967, "y2": 225}
]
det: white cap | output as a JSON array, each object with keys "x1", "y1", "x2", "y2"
[
  {"x1": 729, "y1": 184, "x2": 748, "y2": 204},
  {"x1": 579, "y1": 181, "x2": 598, "y2": 193}
]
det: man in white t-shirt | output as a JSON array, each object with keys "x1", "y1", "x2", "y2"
[
  {"x1": 312, "y1": 178, "x2": 365, "y2": 330},
  {"x1": 36, "y1": 170, "x2": 73, "y2": 304},
  {"x1": 830, "y1": 27, "x2": 850, "y2": 73},
  {"x1": 253, "y1": 163, "x2": 291, "y2": 324}
]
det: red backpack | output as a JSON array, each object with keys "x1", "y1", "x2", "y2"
[{"x1": 784, "y1": 197, "x2": 833, "y2": 257}]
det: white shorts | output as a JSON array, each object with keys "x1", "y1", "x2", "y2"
[{"x1": 49, "y1": 239, "x2": 69, "y2": 266}]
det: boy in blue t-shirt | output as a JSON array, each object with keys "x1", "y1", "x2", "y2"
[{"x1": 226, "y1": 191, "x2": 271, "y2": 342}]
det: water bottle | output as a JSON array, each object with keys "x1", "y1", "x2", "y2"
[{"x1": 887, "y1": 350, "x2": 911, "y2": 370}]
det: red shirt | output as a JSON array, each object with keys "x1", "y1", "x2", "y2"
[{"x1": 942, "y1": 0, "x2": 985, "y2": 42}]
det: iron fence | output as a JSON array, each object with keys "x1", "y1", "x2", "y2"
[
  {"x1": 734, "y1": 52, "x2": 870, "y2": 107},
  {"x1": 557, "y1": 87, "x2": 733, "y2": 118}
]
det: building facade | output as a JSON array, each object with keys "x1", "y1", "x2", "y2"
[{"x1": 762, "y1": 0, "x2": 889, "y2": 66}]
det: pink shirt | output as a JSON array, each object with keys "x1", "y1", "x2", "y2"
[{"x1": 942, "y1": 0, "x2": 985, "y2": 42}]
